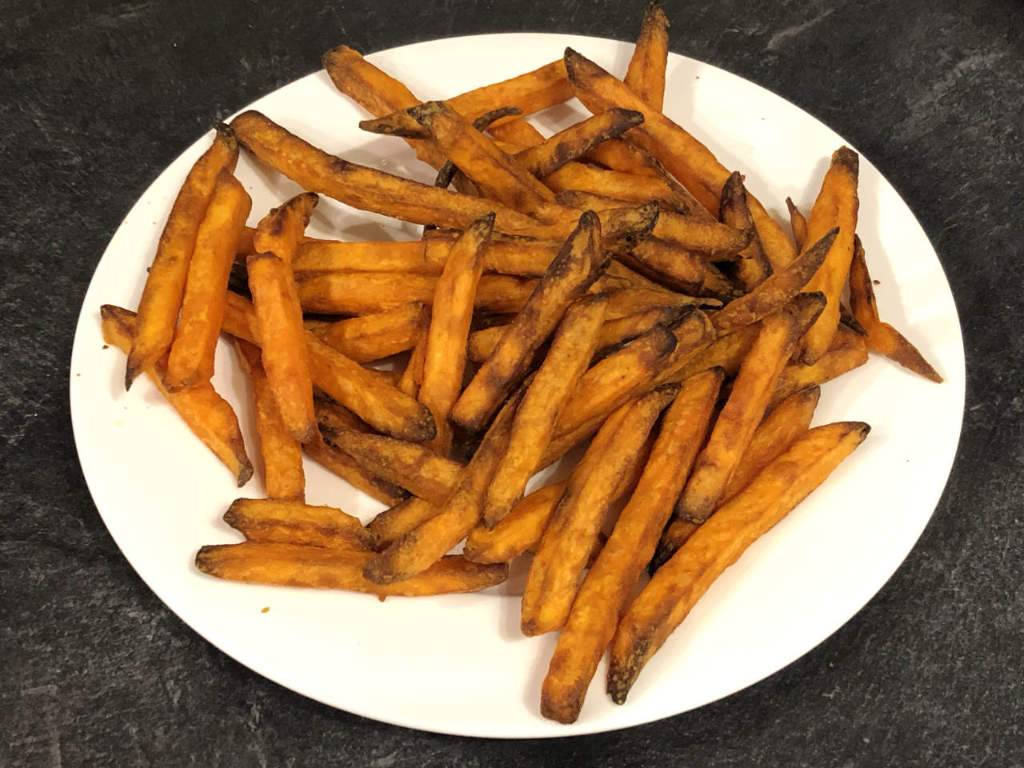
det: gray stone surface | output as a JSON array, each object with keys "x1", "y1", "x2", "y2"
[{"x1": 2, "y1": 0, "x2": 1021, "y2": 765}]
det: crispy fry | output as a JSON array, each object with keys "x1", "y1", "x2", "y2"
[
  {"x1": 295, "y1": 272, "x2": 538, "y2": 315},
  {"x1": 451, "y1": 211, "x2": 603, "y2": 431},
  {"x1": 771, "y1": 325, "x2": 869, "y2": 405},
  {"x1": 234, "y1": 340, "x2": 305, "y2": 501},
  {"x1": 307, "y1": 303, "x2": 429, "y2": 363},
  {"x1": 196, "y1": 543, "x2": 507, "y2": 596},
  {"x1": 720, "y1": 171, "x2": 772, "y2": 291},
  {"x1": 410, "y1": 101, "x2": 561, "y2": 219},
  {"x1": 463, "y1": 482, "x2": 566, "y2": 564},
  {"x1": 489, "y1": 117, "x2": 546, "y2": 147},
  {"x1": 433, "y1": 107, "x2": 523, "y2": 191},
  {"x1": 541, "y1": 368, "x2": 722, "y2": 723},
  {"x1": 424, "y1": 233, "x2": 557, "y2": 277},
  {"x1": 624, "y1": 2, "x2": 670, "y2": 108},
  {"x1": 663, "y1": 322, "x2": 760, "y2": 383},
  {"x1": 608, "y1": 422, "x2": 870, "y2": 703},
  {"x1": 484, "y1": 294, "x2": 608, "y2": 528},
  {"x1": 126, "y1": 125, "x2": 239, "y2": 389},
  {"x1": 367, "y1": 496, "x2": 441, "y2": 550},
  {"x1": 302, "y1": 432, "x2": 406, "y2": 506},
  {"x1": 231, "y1": 110, "x2": 539, "y2": 233},
  {"x1": 397, "y1": 328, "x2": 428, "y2": 399},
  {"x1": 420, "y1": 215, "x2": 494, "y2": 453},
  {"x1": 786, "y1": 197, "x2": 807, "y2": 251},
  {"x1": 323, "y1": 429, "x2": 463, "y2": 504},
  {"x1": 563, "y1": 48, "x2": 799, "y2": 269},
  {"x1": 604, "y1": 287, "x2": 713, "y2": 320},
  {"x1": 293, "y1": 240, "x2": 434, "y2": 275},
  {"x1": 798, "y1": 147, "x2": 860, "y2": 363},
  {"x1": 164, "y1": 170, "x2": 251, "y2": 390},
  {"x1": 515, "y1": 109, "x2": 644, "y2": 177},
  {"x1": 677, "y1": 307, "x2": 802, "y2": 524},
  {"x1": 223, "y1": 497, "x2": 373, "y2": 551},
  {"x1": 313, "y1": 394, "x2": 370, "y2": 434},
  {"x1": 618, "y1": 238, "x2": 708, "y2": 295},
  {"x1": 364, "y1": 390, "x2": 523, "y2": 584},
  {"x1": 101, "y1": 305, "x2": 252, "y2": 486},
  {"x1": 710, "y1": 228, "x2": 837, "y2": 335},
  {"x1": 248, "y1": 236, "x2": 317, "y2": 442},
  {"x1": 544, "y1": 163, "x2": 697, "y2": 217},
  {"x1": 522, "y1": 385, "x2": 677, "y2": 636},
  {"x1": 848, "y1": 236, "x2": 942, "y2": 382},
  {"x1": 252, "y1": 192, "x2": 318, "y2": 264}
]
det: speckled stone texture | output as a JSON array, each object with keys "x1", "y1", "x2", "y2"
[{"x1": 2, "y1": 0, "x2": 1021, "y2": 765}]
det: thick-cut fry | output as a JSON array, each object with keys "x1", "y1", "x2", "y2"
[
  {"x1": 541, "y1": 368, "x2": 722, "y2": 723},
  {"x1": 720, "y1": 171, "x2": 772, "y2": 291},
  {"x1": 608, "y1": 421, "x2": 870, "y2": 703},
  {"x1": 771, "y1": 325, "x2": 870, "y2": 404},
  {"x1": 296, "y1": 272, "x2": 538, "y2": 315},
  {"x1": 424, "y1": 233, "x2": 557, "y2": 277},
  {"x1": 723, "y1": 385, "x2": 821, "y2": 501},
  {"x1": 451, "y1": 212, "x2": 603, "y2": 431},
  {"x1": 663, "y1": 322, "x2": 760, "y2": 384},
  {"x1": 515, "y1": 109, "x2": 644, "y2": 178},
  {"x1": 307, "y1": 303, "x2": 429, "y2": 363},
  {"x1": 419, "y1": 216, "x2": 494, "y2": 453},
  {"x1": 248, "y1": 218, "x2": 317, "y2": 443},
  {"x1": 463, "y1": 482, "x2": 567, "y2": 564},
  {"x1": 410, "y1": 101, "x2": 561, "y2": 219},
  {"x1": 563, "y1": 48, "x2": 799, "y2": 269},
  {"x1": 677, "y1": 307, "x2": 801, "y2": 524},
  {"x1": 618, "y1": 238, "x2": 708, "y2": 295},
  {"x1": 197, "y1": 543, "x2": 507, "y2": 596},
  {"x1": 292, "y1": 240, "x2": 435, "y2": 275},
  {"x1": 313, "y1": 394, "x2": 370, "y2": 434},
  {"x1": 234, "y1": 340, "x2": 305, "y2": 501},
  {"x1": 484, "y1": 294, "x2": 608, "y2": 528},
  {"x1": 522, "y1": 385, "x2": 677, "y2": 636},
  {"x1": 101, "y1": 305, "x2": 252, "y2": 486},
  {"x1": 364, "y1": 391, "x2": 523, "y2": 584},
  {"x1": 323, "y1": 430, "x2": 463, "y2": 504},
  {"x1": 848, "y1": 236, "x2": 942, "y2": 382},
  {"x1": 798, "y1": 147, "x2": 860, "y2": 363},
  {"x1": 367, "y1": 496, "x2": 440, "y2": 550},
  {"x1": 544, "y1": 163, "x2": 697, "y2": 217},
  {"x1": 489, "y1": 117, "x2": 546, "y2": 148},
  {"x1": 126, "y1": 125, "x2": 239, "y2": 389},
  {"x1": 231, "y1": 110, "x2": 540, "y2": 233},
  {"x1": 624, "y1": 2, "x2": 670, "y2": 108},
  {"x1": 303, "y1": 433, "x2": 406, "y2": 506},
  {"x1": 223, "y1": 497, "x2": 373, "y2": 551},
  {"x1": 165, "y1": 170, "x2": 252, "y2": 390},
  {"x1": 710, "y1": 228, "x2": 837, "y2": 335},
  {"x1": 604, "y1": 287, "x2": 713, "y2": 321},
  {"x1": 786, "y1": 197, "x2": 807, "y2": 251},
  {"x1": 252, "y1": 192, "x2": 318, "y2": 264}
]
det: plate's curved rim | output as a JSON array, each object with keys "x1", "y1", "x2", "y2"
[{"x1": 69, "y1": 32, "x2": 966, "y2": 739}]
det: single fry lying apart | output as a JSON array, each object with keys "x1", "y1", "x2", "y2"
[
  {"x1": 608, "y1": 421, "x2": 870, "y2": 703},
  {"x1": 223, "y1": 497, "x2": 374, "y2": 551},
  {"x1": 197, "y1": 543, "x2": 508, "y2": 596}
]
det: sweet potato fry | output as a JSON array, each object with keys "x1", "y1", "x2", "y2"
[
  {"x1": 364, "y1": 390, "x2": 523, "y2": 584},
  {"x1": 397, "y1": 329, "x2": 428, "y2": 399},
  {"x1": 720, "y1": 171, "x2": 772, "y2": 291},
  {"x1": 771, "y1": 325, "x2": 869, "y2": 405},
  {"x1": 313, "y1": 394, "x2": 371, "y2": 434},
  {"x1": 484, "y1": 294, "x2": 608, "y2": 528},
  {"x1": 489, "y1": 117, "x2": 546, "y2": 147},
  {"x1": 563, "y1": 48, "x2": 799, "y2": 269},
  {"x1": 196, "y1": 543, "x2": 507, "y2": 596},
  {"x1": 677, "y1": 307, "x2": 802, "y2": 524},
  {"x1": 545, "y1": 163, "x2": 698, "y2": 217},
  {"x1": 663, "y1": 322, "x2": 760, "y2": 384},
  {"x1": 608, "y1": 421, "x2": 870, "y2": 703},
  {"x1": 367, "y1": 496, "x2": 441, "y2": 550},
  {"x1": 234, "y1": 340, "x2": 305, "y2": 501},
  {"x1": 165, "y1": 170, "x2": 252, "y2": 390},
  {"x1": 604, "y1": 287, "x2": 713, "y2": 321},
  {"x1": 293, "y1": 240, "x2": 434, "y2": 275},
  {"x1": 848, "y1": 236, "x2": 942, "y2": 382},
  {"x1": 230, "y1": 110, "x2": 538, "y2": 233},
  {"x1": 322, "y1": 429, "x2": 463, "y2": 504},
  {"x1": 451, "y1": 211, "x2": 603, "y2": 431},
  {"x1": 303, "y1": 432, "x2": 406, "y2": 506},
  {"x1": 723, "y1": 385, "x2": 820, "y2": 502},
  {"x1": 515, "y1": 109, "x2": 644, "y2": 178},
  {"x1": 296, "y1": 272, "x2": 537, "y2": 315},
  {"x1": 522, "y1": 385, "x2": 677, "y2": 636},
  {"x1": 432, "y1": 106, "x2": 523, "y2": 191},
  {"x1": 410, "y1": 101, "x2": 560, "y2": 219},
  {"x1": 798, "y1": 147, "x2": 860, "y2": 363},
  {"x1": 786, "y1": 197, "x2": 807, "y2": 251},
  {"x1": 541, "y1": 367, "x2": 722, "y2": 723},
  {"x1": 307, "y1": 303, "x2": 428, "y2": 363},
  {"x1": 423, "y1": 232, "x2": 557, "y2": 277},
  {"x1": 223, "y1": 497, "x2": 373, "y2": 551},
  {"x1": 101, "y1": 305, "x2": 252, "y2": 486},
  {"x1": 624, "y1": 1, "x2": 670, "y2": 109},
  {"x1": 247, "y1": 249, "x2": 317, "y2": 442},
  {"x1": 618, "y1": 238, "x2": 708, "y2": 295},
  {"x1": 420, "y1": 215, "x2": 494, "y2": 453},
  {"x1": 710, "y1": 227, "x2": 837, "y2": 335},
  {"x1": 126, "y1": 125, "x2": 239, "y2": 389}
]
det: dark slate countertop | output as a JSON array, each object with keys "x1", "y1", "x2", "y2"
[{"x1": 2, "y1": 0, "x2": 1022, "y2": 765}]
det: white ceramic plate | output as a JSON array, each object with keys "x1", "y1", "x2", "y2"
[{"x1": 70, "y1": 34, "x2": 965, "y2": 738}]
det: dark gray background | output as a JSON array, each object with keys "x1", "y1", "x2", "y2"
[{"x1": 2, "y1": 0, "x2": 1021, "y2": 765}]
